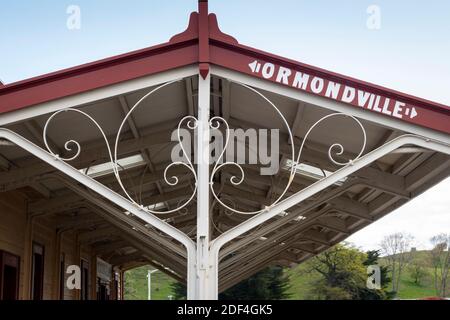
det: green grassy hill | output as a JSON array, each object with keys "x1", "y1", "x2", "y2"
[
  {"x1": 285, "y1": 261, "x2": 440, "y2": 300},
  {"x1": 285, "y1": 250, "x2": 447, "y2": 300},
  {"x1": 124, "y1": 250, "x2": 447, "y2": 300},
  {"x1": 124, "y1": 266, "x2": 176, "y2": 300},
  {"x1": 379, "y1": 250, "x2": 444, "y2": 299}
]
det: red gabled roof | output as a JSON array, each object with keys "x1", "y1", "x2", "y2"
[
  {"x1": 0, "y1": 1, "x2": 449, "y2": 134},
  {"x1": 0, "y1": 20, "x2": 199, "y2": 114}
]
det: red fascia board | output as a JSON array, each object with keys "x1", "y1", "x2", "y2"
[
  {"x1": 211, "y1": 39, "x2": 450, "y2": 115},
  {"x1": 1, "y1": 8, "x2": 448, "y2": 136},
  {"x1": 0, "y1": 39, "x2": 198, "y2": 114},
  {"x1": 210, "y1": 39, "x2": 450, "y2": 134}
]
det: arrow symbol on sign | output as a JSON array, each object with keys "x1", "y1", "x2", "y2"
[
  {"x1": 410, "y1": 107, "x2": 418, "y2": 119},
  {"x1": 249, "y1": 60, "x2": 260, "y2": 73}
]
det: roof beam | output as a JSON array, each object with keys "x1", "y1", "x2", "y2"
[
  {"x1": 221, "y1": 151, "x2": 449, "y2": 274},
  {"x1": 78, "y1": 226, "x2": 117, "y2": 244},
  {"x1": 118, "y1": 95, "x2": 170, "y2": 210},
  {"x1": 93, "y1": 240, "x2": 129, "y2": 255},
  {"x1": 110, "y1": 251, "x2": 144, "y2": 267},
  {"x1": 0, "y1": 120, "x2": 178, "y2": 187},
  {"x1": 48, "y1": 174, "x2": 187, "y2": 258}
]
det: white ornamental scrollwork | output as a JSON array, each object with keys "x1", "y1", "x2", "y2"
[
  {"x1": 43, "y1": 79, "x2": 367, "y2": 220},
  {"x1": 43, "y1": 79, "x2": 198, "y2": 215},
  {"x1": 208, "y1": 81, "x2": 367, "y2": 216}
]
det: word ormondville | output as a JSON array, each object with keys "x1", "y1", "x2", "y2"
[{"x1": 249, "y1": 60, "x2": 419, "y2": 120}]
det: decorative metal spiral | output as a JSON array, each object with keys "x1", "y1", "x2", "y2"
[
  {"x1": 43, "y1": 79, "x2": 198, "y2": 215},
  {"x1": 43, "y1": 78, "x2": 367, "y2": 221},
  {"x1": 208, "y1": 81, "x2": 367, "y2": 216}
]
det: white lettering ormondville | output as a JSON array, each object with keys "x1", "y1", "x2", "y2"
[
  {"x1": 276, "y1": 66, "x2": 292, "y2": 85},
  {"x1": 371, "y1": 95, "x2": 381, "y2": 111},
  {"x1": 247, "y1": 60, "x2": 420, "y2": 121},
  {"x1": 342, "y1": 86, "x2": 356, "y2": 103},
  {"x1": 368, "y1": 94, "x2": 376, "y2": 110},
  {"x1": 357, "y1": 90, "x2": 371, "y2": 108},
  {"x1": 382, "y1": 98, "x2": 393, "y2": 116},
  {"x1": 325, "y1": 81, "x2": 341, "y2": 99},
  {"x1": 262, "y1": 63, "x2": 275, "y2": 79},
  {"x1": 393, "y1": 101, "x2": 405, "y2": 119},
  {"x1": 311, "y1": 77, "x2": 325, "y2": 94},
  {"x1": 292, "y1": 71, "x2": 310, "y2": 90}
]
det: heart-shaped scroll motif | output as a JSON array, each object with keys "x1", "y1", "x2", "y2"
[{"x1": 42, "y1": 80, "x2": 367, "y2": 222}]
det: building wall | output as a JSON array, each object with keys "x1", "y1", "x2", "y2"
[
  {"x1": 0, "y1": 191, "x2": 27, "y2": 298},
  {"x1": 0, "y1": 190, "x2": 104, "y2": 300},
  {"x1": 61, "y1": 230, "x2": 78, "y2": 300}
]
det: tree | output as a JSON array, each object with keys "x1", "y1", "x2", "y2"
[
  {"x1": 310, "y1": 282, "x2": 352, "y2": 300},
  {"x1": 408, "y1": 248, "x2": 428, "y2": 287},
  {"x1": 306, "y1": 244, "x2": 367, "y2": 300},
  {"x1": 430, "y1": 233, "x2": 450, "y2": 297},
  {"x1": 308, "y1": 244, "x2": 389, "y2": 300},
  {"x1": 304, "y1": 244, "x2": 392, "y2": 300},
  {"x1": 220, "y1": 266, "x2": 290, "y2": 300},
  {"x1": 171, "y1": 282, "x2": 187, "y2": 300},
  {"x1": 380, "y1": 233, "x2": 414, "y2": 295},
  {"x1": 408, "y1": 262, "x2": 427, "y2": 286},
  {"x1": 171, "y1": 266, "x2": 291, "y2": 300},
  {"x1": 361, "y1": 250, "x2": 394, "y2": 300}
]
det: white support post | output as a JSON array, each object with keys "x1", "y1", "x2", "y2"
[
  {"x1": 2, "y1": 82, "x2": 449, "y2": 301},
  {"x1": 147, "y1": 269, "x2": 157, "y2": 300},
  {"x1": 196, "y1": 73, "x2": 215, "y2": 300}
]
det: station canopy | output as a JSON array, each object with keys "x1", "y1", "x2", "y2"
[{"x1": 0, "y1": 3, "x2": 449, "y2": 294}]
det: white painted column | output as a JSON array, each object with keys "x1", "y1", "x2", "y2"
[
  {"x1": 147, "y1": 269, "x2": 157, "y2": 300},
  {"x1": 196, "y1": 73, "x2": 214, "y2": 299}
]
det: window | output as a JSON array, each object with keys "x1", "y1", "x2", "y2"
[
  {"x1": 0, "y1": 250, "x2": 20, "y2": 300},
  {"x1": 97, "y1": 278, "x2": 109, "y2": 301},
  {"x1": 80, "y1": 260, "x2": 89, "y2": 300},
  {"x1": 31, "y1": 243, "x2": 45, "y2": 300},
  {"x1": 113, "y1": 274, "x2": 119, "y2": 300}
]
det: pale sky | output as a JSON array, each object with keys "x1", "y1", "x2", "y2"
[
  {"x1": 0, "y1": 1, "x2": 449, "y2": 251},
  {"x1": 346, "y1": 178, "x2": 450, "y2": 251}
]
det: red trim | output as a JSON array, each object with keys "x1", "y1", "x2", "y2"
[
  {"x1": 213, "y1": 39, "x2": 450, "y2": 115},
  {"x1": 0, "y1": 43, "x2": 198, "y2": 114},
  {"x1": 210, "y1": 39, "x2": 450, "y2": 134},
  {"x1": 208, "y1": 14, "x2": 238, "y2": 44},
  {"x1": 0, "y1": 7, "x2": 448, "y2": 135},
  {"x1": 169, "y1": 12, "x2": 199, "y2": 43},
  {"x1": 198, "y1": 0, "x2": 210, "y2": 79}
]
